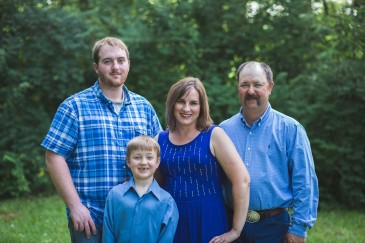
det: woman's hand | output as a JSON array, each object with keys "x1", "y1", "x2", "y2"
[{"x1": 209, "y1": 228, "x2": 241, "y2": 243}]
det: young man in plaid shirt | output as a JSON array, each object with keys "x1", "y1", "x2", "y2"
[{"x1": 41, "y1": 37, "x2": 162, "y2": 243}]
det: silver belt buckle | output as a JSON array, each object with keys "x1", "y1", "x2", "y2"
[{"x1": 246, "y1": 210, "x2": 260, "y2": 223}]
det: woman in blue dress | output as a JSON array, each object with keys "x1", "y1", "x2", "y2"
[{"x1": 155, "y1": 77, "x2": 250, "y2": 243}]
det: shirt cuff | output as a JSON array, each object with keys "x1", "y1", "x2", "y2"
[{"x1": 288, "y1": 223, "x2": 307, "y2": 238}]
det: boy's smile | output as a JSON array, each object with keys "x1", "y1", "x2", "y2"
[{"x1": 127, "y1": 149, "x2": 160, "y2": 182}]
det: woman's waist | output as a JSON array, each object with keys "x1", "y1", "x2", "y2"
[{"x1": 166, "y1": 186, "x2": 224, "y2": 201}]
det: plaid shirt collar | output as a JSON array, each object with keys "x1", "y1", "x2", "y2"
[{"x1": 91, "y1": 80, "x2": 132, "y2": 106}]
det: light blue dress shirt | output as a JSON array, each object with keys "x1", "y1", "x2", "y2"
[
  {"x1": 220, "y1": 104, "x2": 319, "y2": 238},
  {"x1": 102, "y1": 179, "x2": 179, "y2": 243}
]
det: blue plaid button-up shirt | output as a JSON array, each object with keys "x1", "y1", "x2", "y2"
[{"x1": 41, "y1": 81, "x2": 162, "y2": 227}]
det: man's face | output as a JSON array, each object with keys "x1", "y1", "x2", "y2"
[
  {"x1": 93, "y1": 45, "x2": 130, "y2": 88},
  {"x1": 238, "y1": 65, "x2": 274, "y2": 113}
]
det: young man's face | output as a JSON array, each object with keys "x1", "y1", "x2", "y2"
[
  {"x1": 93, "y1": 45, "x2": 130, "y2": 89},
  {"x1": 127, "y1": 149, "x2": 160, "y2": 182}
]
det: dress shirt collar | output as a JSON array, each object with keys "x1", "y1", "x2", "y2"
[
  {"x1": 91, "y1": 80, "x2": 132, "y2": 106},
  {"x1": 123, "y1": 178, "x2": 162, "y2": 200},
  {"x1": 239, "y1": 103, "x2": 272, "y2": 128}
]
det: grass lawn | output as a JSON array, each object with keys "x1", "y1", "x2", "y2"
[
  {"x1": 1, "y1": 195, "x2": 364, "y2": 242},
  {"x1": 307, "y1": 209, "x2": 365, "y2": 243},
  {"x1": 0, "y1": 195, "x2": 68, "y2": 243}
]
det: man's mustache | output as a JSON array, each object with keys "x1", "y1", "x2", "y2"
[{"x1": 245, "y1": 94, "x2": 259, "y2": 100}]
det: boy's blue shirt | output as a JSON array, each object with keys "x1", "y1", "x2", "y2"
[{"x1": 102, "y1": 178, "x2": 179, "y2": 243}]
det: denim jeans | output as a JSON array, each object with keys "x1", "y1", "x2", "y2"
[
  {"x1": 68, "y1": 219, "x2": 102, "y2": 243},
  {"x1": 227, "y1": 208, "x2": 290, "y2": 243}
]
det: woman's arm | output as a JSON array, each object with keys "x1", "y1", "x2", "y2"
[{"x1": 209, "y1": 127, "x2": 250, "y2": 243}]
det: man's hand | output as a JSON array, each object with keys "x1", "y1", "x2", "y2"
[
  {"x1": 285, "y1": 232, "x2": 306, "y2": 243},
  {"x1": 70, "y1": 204, "x2": 97, "y2": 239}
]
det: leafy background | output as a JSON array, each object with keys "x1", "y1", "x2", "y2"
[{"x1": 0, "y1": 0, "x2": 364, "y2": 209}]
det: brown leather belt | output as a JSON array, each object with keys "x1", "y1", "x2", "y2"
[{"x1": 246, "y1": 208, "x2": 286, "y2": 223}]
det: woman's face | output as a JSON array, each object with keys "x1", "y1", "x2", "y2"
[{"x1": 174, "y1": 88, "x2": 201, "y2": 129}]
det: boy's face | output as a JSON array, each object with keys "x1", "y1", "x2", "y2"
[{"x1": 127, "y1": 149, "x2": 160, "y2": 182}]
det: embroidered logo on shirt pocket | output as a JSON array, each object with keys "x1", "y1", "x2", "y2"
[{"x1": 267, "y1": 140, "x2": 284, "y2": 158}]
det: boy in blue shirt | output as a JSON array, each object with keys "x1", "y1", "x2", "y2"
[{"x1": 102, "y1": 136, "x2": 179, "y2": 243}]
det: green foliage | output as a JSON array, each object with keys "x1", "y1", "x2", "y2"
[
  {"x1": 0, "y1": 0, "x2": 364, "y2": 209},
  {"x1": 0, "y1": 0, "x2": 95, "y2": 197},
  {"x1": 0, "y1": 153, "x2": 30, "y2": 197},
  {"x1": 283, "y1": 2, "x2": 365, "y2": 208},
  {"x1": 288, "y1": 59, "x2": 365, "y2": 208}
]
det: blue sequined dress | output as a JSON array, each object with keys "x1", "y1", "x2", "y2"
[{"x1": 157, "y1": 125, "x2": 229, "y2": 243}]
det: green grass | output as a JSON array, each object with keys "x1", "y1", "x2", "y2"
[
  {"x1": 1, "y1": 195, "x2": 365, "y2": 243},
  {"x1": 0, "y1": 195, "x2": 68, "y2": 243},
  {"x1": 307, "y1": 209, "x2": 365, "y2": 243}
]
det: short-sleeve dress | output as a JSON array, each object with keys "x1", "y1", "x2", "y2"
[{"x1": 157, "y1": 125, "x2": 229, "y2": 243}]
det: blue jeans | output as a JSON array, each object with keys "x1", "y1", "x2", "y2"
[
  {"x1": 68, "y1": 219, "x2": 102, "y2": 243},
  {"x1": 228, "y1": 208, "x2": 290, "y2": 243}
]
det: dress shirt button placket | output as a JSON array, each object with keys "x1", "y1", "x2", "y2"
[{"x1": 245, "y1": 130, "x2": 253, "y2": 168}]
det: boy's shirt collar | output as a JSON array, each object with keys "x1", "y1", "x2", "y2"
[{"x1": 123, "y1": 178, "x2": 162, "y2": 200}]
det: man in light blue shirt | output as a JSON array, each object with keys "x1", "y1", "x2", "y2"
[
  {"x1": 102, "y1": 136, "x2": 178, "y2": 243},
  {"x1": 220, "y1": 61, "x2": 318, "y2": 243}
]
